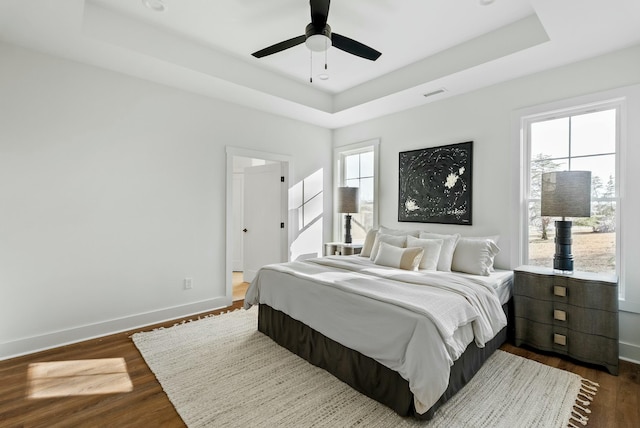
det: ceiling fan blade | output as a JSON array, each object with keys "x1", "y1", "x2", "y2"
[
  {"x1": 332, "y1": 33, "x2": 381, "y2": 61},
  {"x1": 251, "y1": 35, "x2": 306, "y2": 58},
  {"x1": 310, "y1": 0, "x2": 330, "y2": 28}
]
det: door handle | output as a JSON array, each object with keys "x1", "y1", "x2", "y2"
[{"x1": 243, "y1": 228, "x2": 248, "y2": 233}]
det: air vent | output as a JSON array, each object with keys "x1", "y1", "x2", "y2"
[{"x1": 423, "y1": 88, "x2": 447, "y2": 98}]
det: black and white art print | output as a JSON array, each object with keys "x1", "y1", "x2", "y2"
[{"x1": 398, "y1": 141, "x2": 473, "y2": 225}]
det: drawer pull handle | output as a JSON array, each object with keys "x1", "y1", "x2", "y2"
[
  {"x1": 554, "y1": 310, "x2": 567, "y2": 321},
  {"x1": 553, "y1": 286, "x2": 567, "y2": 297},
  {"x1": 554, "y1": 334, "x2": 567, "y2": 346}
]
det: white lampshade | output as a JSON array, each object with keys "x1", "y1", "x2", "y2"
[
  {"x1": 541, "y1": 171, "x2": 592, "y2": 218},
  {"x1": 336, "y1": 187, "x2": 360, "y2": 214}
]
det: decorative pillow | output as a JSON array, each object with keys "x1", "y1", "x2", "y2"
[
  {"x1": 373, "y1": 242, "x2": 424, "y2": 271},
  {"x1": 360, "y1": 228, "x2": 379, "y2": 257},
  {"x1": 406, "y1": 236, "x2": 443, "y2": 271},
  {"x1": 451, "y1": 238, "x2": 501, "y2": 276},
  {"x1": 360, "y1": 226, "x2": 421, "y2": 257},
  {"x1": 418, "y1": 232, "x2": 460, "y2": 272},
  {"x1": 369, "y1": 233, "x2": 407, "y2": 261}
]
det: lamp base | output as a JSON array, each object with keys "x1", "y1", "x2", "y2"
[
  {"x1": 553, "y1": 220, "x2": 574, "y2": 273},
  {"x1": 344, "y1": 214, "x2": 352, "y2": 244}
]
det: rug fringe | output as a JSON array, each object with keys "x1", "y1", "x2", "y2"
[
  {"x1": 568, "y1": 378, "x2": 599, "y2": 427},
  {"x1": 128, "y1": 308, "x2": 245, "y2": 337}
]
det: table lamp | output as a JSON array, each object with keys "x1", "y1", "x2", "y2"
[
  {"x1": 541, "y1": 171, "x2": 592, "y2": 273},
  {"x1": 337, "y1": 187, "x2": 360, "y2": 244}
]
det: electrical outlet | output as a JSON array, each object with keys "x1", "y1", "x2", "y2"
[{"x1": 184, "y1": 277, "x2": 193, "y2": 290}]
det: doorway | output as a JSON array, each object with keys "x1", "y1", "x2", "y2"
[
  {"x1": 232, "y1": 271, "x2": 249, "y2": 301},
  {"x1": 225, "y1": 147, "x2": 291, "y2": 303}
]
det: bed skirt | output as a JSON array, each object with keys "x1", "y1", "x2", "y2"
[{"x1": 258, "y1": 300, "x2": 512, "y2": 420}]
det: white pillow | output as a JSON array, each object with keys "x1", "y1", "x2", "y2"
[
  {"x1": 406, "y1": 236, "x2": 443, "y2": 271},
  {"x1": 379, "y1": 225, "x2": 420, "y2": 238},
  {"x1": 373, "y1": 242, "x2": 424, "y2": 271},
  {"x1": 463, "y1": 235, "x2": 500, "y2": 245},
  {"x1": 451, "y1": 238, "x2": 501, "y2": 276},
  {"x1": 418, "y1": 232, "x2": 460, "y2": 272},
  {"x1": 360, "y1": 228, "x2": 378, "y2": 257},
  {"x1": 460, "y1": 235, "x2": 500, "y2": 271},
  {"x1": 369, "y1": 233, "x2": 407, "y2": 261}
]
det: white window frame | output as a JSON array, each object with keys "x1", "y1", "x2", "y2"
[
  {"x1": 333, "y1": 139, "x2": 380, "y2": 243},
  {"x1": 512, "y1": 93, "x2": 626, "y2": 299}
]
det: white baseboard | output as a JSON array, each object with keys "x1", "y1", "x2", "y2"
[
  {"x1": 6, "y1": 299, "x2": 638, "y2": 367},
  {"x1": 0, "y1": 296, "x2": 231, "y2": 361},
  {"x1": 619, "y1": 341, "x2": 640, "y2": 365}
]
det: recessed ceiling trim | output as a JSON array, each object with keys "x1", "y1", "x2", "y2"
[
  {"x1": 4, "y1": 0, "x2": 636, "y2": 130},
  {"x1": 334, "y1": 14, "x2": 549, "y2": 113},
  {"x1": 82, "y1": 1, "x2": 333, "y2": 113}
]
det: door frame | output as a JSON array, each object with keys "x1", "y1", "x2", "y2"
[{"x1": 225, "y1": 146, "x2": 292, "y2": 303}]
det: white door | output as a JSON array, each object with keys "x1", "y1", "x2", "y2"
[
  {"x1": 232, "y1": 173, "x2": 244, "y2": 271},
  {"x1": 242, "y1": 163, "x2": 284, "y2": 282}
]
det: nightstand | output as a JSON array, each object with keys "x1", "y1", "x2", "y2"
[
  {"x1": 323, "y1": 242, "x2": 363, "y2": 256},
  {"x1": 514, "y1": 265, "x2": 619, "y2": 375}
]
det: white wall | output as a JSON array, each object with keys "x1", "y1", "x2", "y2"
[
  {"x1": 2, "y1": 38, "x2": 639, "y2": 363},
  {"x1": 0, "y1": 43, "x2": 332, "y2": 359},
  {"x1": 334, "y1": 44, "x2": 640, "y2": 362}
]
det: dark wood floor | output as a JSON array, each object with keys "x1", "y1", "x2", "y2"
[{"x1": 1, "y1": 301, "x2": 638, "y2": 428}]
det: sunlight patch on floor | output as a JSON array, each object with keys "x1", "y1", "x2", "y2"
[{"x1": 27, "y1": 358, "x2": 133, "y2": 398}]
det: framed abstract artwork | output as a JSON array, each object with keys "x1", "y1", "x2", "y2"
[{"x1": 398, "y1": 141, "x2": 473, "y2": 225}]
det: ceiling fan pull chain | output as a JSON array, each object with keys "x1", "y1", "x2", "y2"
[
  {"x1": 310, "y1": 50, "x2": 313, "y2": 83},
  {"x1": 325, "y1": 37, "x2": 328, "y2": 70}
]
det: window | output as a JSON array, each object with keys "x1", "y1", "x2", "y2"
[
  {"x1": 524, "y1": 105, "x2": 620, "y2": 276},
  {"x1": 335, "y1": 140, "x2": 379, "y2": 242}
]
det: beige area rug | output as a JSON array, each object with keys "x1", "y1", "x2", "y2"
[{"x1": 132, "y1": 308, "x2": 597, "y2": 428}]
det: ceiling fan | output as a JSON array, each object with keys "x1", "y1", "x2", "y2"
[{"x1": 251, "y1": 0, "x2": 381, "y2": 62}]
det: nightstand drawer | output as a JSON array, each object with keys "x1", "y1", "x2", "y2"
[
  {"x1": 514, "y1": 270, "x2": 617, "y2": 311},
  {"x1": 514, "y1": 296, "x2": 617, "y2": 338},
  {"x1": 515, "y1": 319, "x2": 618, "y2": 371},
  {"x1": 515, "y1": 320, "x2": 567, "y2": 351}
]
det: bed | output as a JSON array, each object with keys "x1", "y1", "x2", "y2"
[{"x1": 244, "y1": 249, "x2": 513, "y2": 420}]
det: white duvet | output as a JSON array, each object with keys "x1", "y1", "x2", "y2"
[{"x1": 243, "y1": 255, "x2": 508, "y2": 415}]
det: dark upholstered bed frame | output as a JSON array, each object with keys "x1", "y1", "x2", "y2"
[{"x1": 258, "y1": 299, "x2": 513, "y2": 420}]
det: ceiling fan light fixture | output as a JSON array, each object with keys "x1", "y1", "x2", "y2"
[
  {"x1": 305, "y1": 34, "x2": 332, "y2": 52},
  {"x1": 305, "y1": 23, "x2": 332, "y2": 52},
  {"x1": 142, "y1": 0, "x2": 166, "y2": 12}
]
